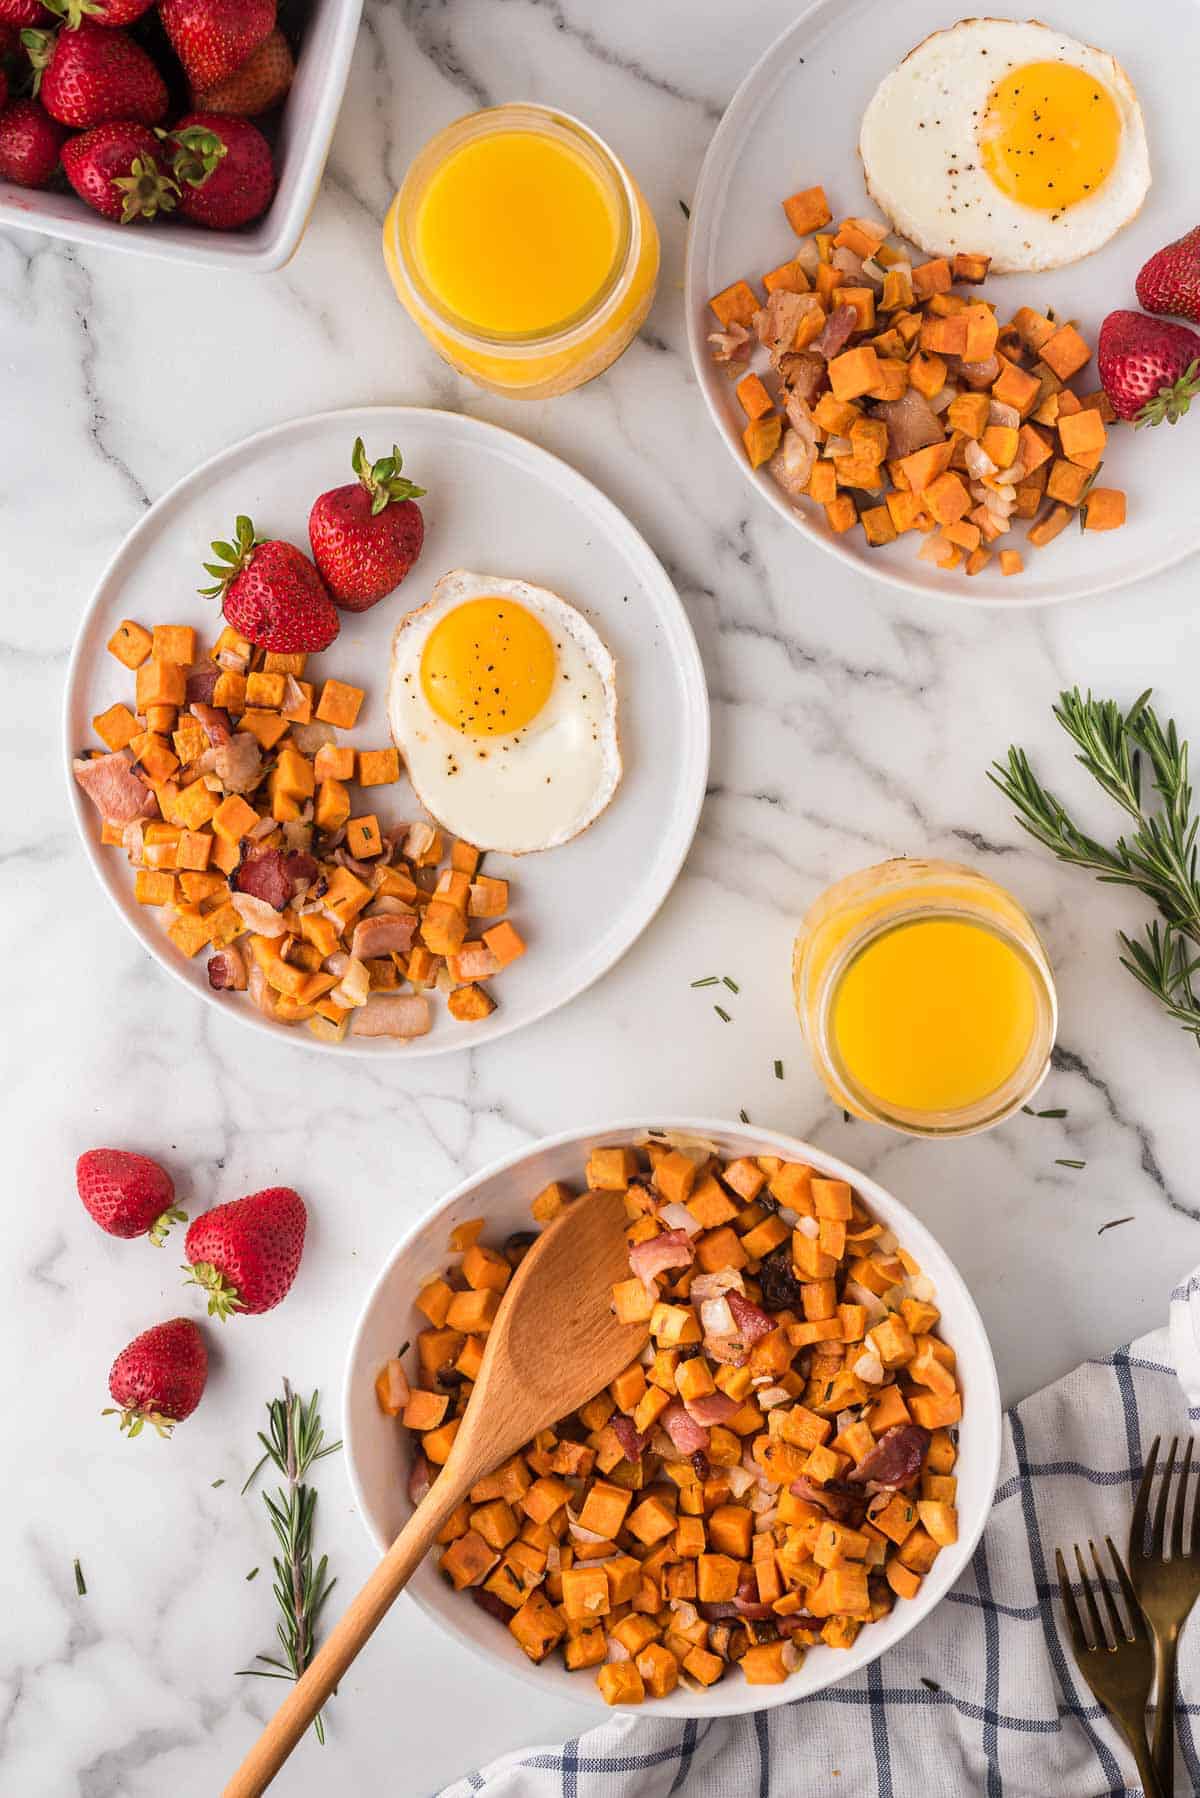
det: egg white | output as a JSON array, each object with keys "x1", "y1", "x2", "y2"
[
  {"x1": 387, "y1": 570, "x2": 622, "y2": 855},
  {"x1": 859, "y1": 18, "x2": 1150, "y2": 273}
]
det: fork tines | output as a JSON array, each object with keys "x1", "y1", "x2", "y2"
[
  {"x1": 1057, "y1": 1535, "x2": 1147, "y2": 1654},
  {"x1": 1131, "y1": 1434, "x2": 1200, "y2": 1562}
]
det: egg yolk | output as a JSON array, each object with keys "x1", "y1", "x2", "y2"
[
  {"x1": 980, "y1": 60, "x2": 1120, "y2": 211},
  {"x1": 420, "y1": 598, "x2": 556, "y2": 737}
]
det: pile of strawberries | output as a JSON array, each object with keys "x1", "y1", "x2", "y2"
[
  {"x1": 77, "y1": 1146, "x2": 308, "y2": 1435},
  {"x1": 1099, "y1": 226, "x2": 1200, "y2": 428},
  {"x1": 0, "y1": 0, "x2": 291, "y2": 230}
]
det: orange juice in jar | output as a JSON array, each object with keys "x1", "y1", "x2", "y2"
[
  {"x1": 383, "y1": 105, "x2": 660, "y2": 399},
  {"x1": 793, "y1": 858, "x2": 1057, "y2": 1137}
]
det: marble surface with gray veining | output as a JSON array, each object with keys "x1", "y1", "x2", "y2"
[{"x1": 3, "y1": 2, "x2": 1199, "y2": 1791}]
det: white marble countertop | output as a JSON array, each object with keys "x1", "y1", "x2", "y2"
[{"x1": 4, "y1": 2, "x2": 1200, "y2": 1792}]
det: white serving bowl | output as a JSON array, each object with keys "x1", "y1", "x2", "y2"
[
  {"x1": 344, "y1": 1118, "x2": 1002, "y2": 1717},
  {"x1": 0, "y1": 0, "x2": 361, "y2": 271}
]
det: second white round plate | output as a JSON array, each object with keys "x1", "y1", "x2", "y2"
[
  {"x1": 685, "y1": 0, "x2": 1200, "y2": 607},
  {"x1": 64, "y1": 407, "x2": 709, "y2": 1057}
]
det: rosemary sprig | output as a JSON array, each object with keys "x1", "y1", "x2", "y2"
[
  {"x1": 237, "y1": 1381, "x2": 341, "y2": 1743},
  {"x1": 991, "y1": 689, "x2": 1200, "y2": 1044}
]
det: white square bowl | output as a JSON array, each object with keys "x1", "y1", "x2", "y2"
[
  {"x1": 0, "y1": 0, "x2": 361, "y2": 270},
  {"x1": 343, "y1": 1117, "x2": 1003, "y2": 1717}
]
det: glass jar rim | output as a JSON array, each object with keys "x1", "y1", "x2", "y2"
[
  {"x1": 814, "y1": 899, "x2": 1058, "y2": 1138},
  {"x1": 388, "y1": 103, "x2": 638, "y2": 354}
]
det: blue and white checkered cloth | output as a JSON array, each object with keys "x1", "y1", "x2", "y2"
[{"x1": 439, "y1": 1273, "x2": 1200, "y2": 1798}]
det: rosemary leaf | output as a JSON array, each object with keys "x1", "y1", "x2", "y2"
[
  {"x1": 1055, "y1": 1158, "x2": 1087, "y2": 1170},
  {"x1": 691, "y1": 975, "x2": 718, "y2": 988},
  {"x1": 714, "y1": 1004, "x2": 731, "y2": 1022},
  {"x1": 774, "y1": 1059, "x2": 784, "y2": 1080},
  {"x1": 1098, "y1": 1216, "x2": 1134, "y2": 1235},
  {"x1": 73, "y1": 1558, "x2": 86, "y2": 1596},
  {"x1": 723, "y1": 976, "x2": 740, "y2": 993}
]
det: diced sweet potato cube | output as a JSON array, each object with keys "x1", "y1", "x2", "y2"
[
  {"x1": 782, "y1": 185, "x2": 831, "y2": 235},
  {"x1": 887, "y1": 1558, "x2": 923, "y2": 1600},
  {"x1": 1028, "y1": 503, "x2": 1073, "y2": 548},
  {"x1": 239, "y1": 709, "x2": 289, "y2": 751},
  {"x1": 212, "y1": 793, "x2": 258, "y2": 844},
  {"x1": 358, "y1": 747, "x2": 401, "y2": 786},
  {"x1": 962, "y1": 304, "x2": 999, "y2": 361},
  {"x1": 108, "y1": 619, "x2": 153, "y2": 668},
  {"x1": 509, "y1": 1588, "x2": 566, "y2": 1663},
  {"x1": 445, "y1": 1286, "x2": 501, "y2": 1334},
  {"x1": 636, "y1": 1642, "x2": 679, "y2": 1697},
  {"x1": 924, "y1": 471, "x2": 971, "y2": 525},
  {"x1": 135, "y1": 658, "x2": 186, "y2": 711},
  {"x1": 992, "y1": 356, "x2": 1041, "y2": 417},
  {"x1": 482, "y1": 920, "x2": 525, "y2": 968},
  {"x1": 965, "y1": 548, "x2": 991, "y2": 577},
  {"x1": 824, "y1": 495, "x2": 857, "y2": 534},
  {"x1": 315, "y1": 678, "x2": 365, "y2": 728},
  {"x1": 561, "y1": 1564, "x2": 612, "y2": 1620},
  {"x1": 1058, "y1": 407, "x2": 1107, "y2": 462},
  {"x1": 919, "y1": 313, "x2": 968, "y2": 356},
  {"x1": 1082, "y1": 487, "x2": 1126, "y2": 531},
  {"x1": 93, "y1": 702, "x2": 140, "y2": 752},
  {"x1": 1041, "y1": 323, "x2": 1091, "y2": 379},
  {"x1": 997, "y1": 548, "x2": 1023, "y2": 576},
  {"x1": 1046, "y1": 458, "x2": 1090, "y2": 505},
  {"x1": 911, "y1": 258, "x2": 952, "y2": 300},
  {"x1": 578, "y1": 1479, "x2": 632, "y2": 1537},
  {"x1": 440, "y1": 1527, "x2": 498, "y2": 1590},
  {"x1": 833, "y1": 285, "x2": 875, "y2": 332},
  {"x1": 735, "y1": 372, "x2": 774, "y2": 420},
  {"x1": 828, "y1": 345, "x2": 881, "y2": 402},
  {"x1": 897, "y1": 438, "x2": 954, "y2": 494},
  {"x1": 402, "y1": 1387, "x2": 448, "y2": 1431},
  {"x1": 448, "y1": 984, "x2": 496, "y2": 1022},
  {"x1": 346, "y1": 813, "x2": 382, "y2": 859},
  {"x1": 860, "y1": 504, "x2": 897, "y2": 547},
  {"x1": 947, "y1": 392, "x2": 990, "y2": 438},
  {"x1": 763, "y1": 258, "x2": 809, "y2": 295},
  {"x1": 952, "y1": 250, "x2": 990, "y2": 283},
  {"x1": 245, "y1": 670, "x2": 286, "y2": 709},
  {"x1": 743, "y1": 413, "x2": 782, "y2": 469},
  {"x1": 709, "y1": 279, "x2": 759, "y2": 328},
  {"x1": 597, "y1": 1662, "x2": 644, "y2": 1705}
]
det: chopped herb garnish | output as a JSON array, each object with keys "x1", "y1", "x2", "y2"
[
  {"x1": 921, "y1": 1675, "x2": 942, "y2": 1692},
  {"x1": 73, "y1": 1557, "x2": 86, "y2": 1597},
  {"x1": 723, "y1": 976, "x2": 740, "y2": 993},
  {"x1": 679, "y1": 198, "x2": 691, "y2": 219},
  {"x1": 1037, "y1": 1107, "x2": 1068, "y2": 1118},
  {"x1": 714, "y1": 1004, "x2": 731, "y2": 1022},
  {"x1": 1055, "y1": 1158, "x2": 1086, "y2": 1170},
  {"x1": 739, "y1": 1108, "x2": 750, "y2": 1124},
  {"x1": 211, "y1": 1477, "x2": 225, "y2": 1488},
  {"x1": 1098, "y1": 1215, "x2": 1134, "y2": 1235},
  {"x1": 774, "y1": 1059, "x2": 784, "y2": 1080},
  {"x1": 691, "y1": 975, "x2": 719, "y2": 988},
  {"x1": 842, "y1": 1110, "x2": 854, "y2": 1124},
  {"x1": 246, "y1": 1566, "x2": 260, "y2": 1581}
]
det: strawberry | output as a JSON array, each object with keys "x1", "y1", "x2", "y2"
[
  {"x1": 309, "y1": 439, "x2": 426, "y2": 611},
  {"x1": 24, "y1": 20, "x2": 167, "y2": 128},
  {"x1": 1097, "y1": 309, "x2": 1200, "y2": 426},
  {"x1": 1136, "y1": 225, "x2": 1200, "y2": 325},
  {"x1": 0, "y1": 68, "x2": 7, "y2": 107},
  {"x1": 0, "y1": 95, "x2": 65, "y2": 184},
  {"x1": 40, "y1": 0, "x2": 155, "y2": 26},
  {"x1": 76, "y1": 1146, "x2": 187, "y2": 1243},
  {"x1": 182, "y1": 1185, "x2": 306, "y2": 1319},
  {"x1": 104, "y1": 1318, "x2": 208, "y2": 1436},
  {"x1": 0, "y1": 1, "x2": 49, "y2": 25},
  {"x1": 191, "y1": 25, "x2": 292, "y2": 116},
  {"x1": 63, "y1": 119, "x2": 178, "y2": 220},
  {"x1": 200, "y1": 515, "x2": 339, "y2": 653},
  {"x1": 160, "y1": 0, "x2": 274, "y2": 91},
  {"x1": 168, "y1": 110, "x2": 274, "y2": 228}
]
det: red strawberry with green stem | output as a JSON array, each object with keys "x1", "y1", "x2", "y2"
[
  {"x1": 160, "y1": 0, "x2": 274, "y2": 91},
  {"x1": 191, "y1": 25, "x2": 292, "y2": 116},
  {"x1": 0, "y1": 1, "x2": 48, "y2": 26},
  {"x1": 309, "y1": 439, "x2": 426, "y2": 611},
  {"x1": 168, "y1": 111, "x2": 274, "y2": 229},
  {"x1": 77, "y1": 1147, "x2": 187, "y2": 1243},
  {"x1": 183, "y1": 1185, "x2": 306, "y2": 1319},
  {"x1": 1097, "y1": 310, "x2": 1200, "y2": 426},
  {"x1": 23, "y1": 19, "x2": 167, "y2": 127},
  {"x1": 104, "y1": 1317, "x2": 208, "y2": 1436},
  {"x1": 40, "y1": 0, "x2": 155, "y2": 27},
  {"x1": 0, "y1": 96, "x2": 66, "y2": 185},
  {"x1": 201, "y1": 516, "x2": 339, "y2": 653},
  {"x1": 1136, "y1": 225, "x2": 1200, "y2": 326},
  {"x1": 63, "y1": 120, "x2": 178, "y2": 221}
]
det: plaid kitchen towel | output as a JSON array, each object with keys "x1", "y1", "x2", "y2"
[{"x1": 439, "y1": 1274, "x2": 1200, "y2": 1798}]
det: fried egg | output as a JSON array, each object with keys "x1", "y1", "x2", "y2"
[
  {"x1": 387, "y1": 570, "x2": 621, "y2": 855},
  {"x1": 859, "y1": 19, "x2": 1150, "y2": 273}
]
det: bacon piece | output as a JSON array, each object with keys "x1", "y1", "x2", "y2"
[
  {"x1": 234, "y1": 848, "x2": 291, "y2": 910},
  {"x1": 350, "y1": 994, "x2": 432, "y2": 1038},
  {"x1": 284, "y1": 851, "x2": 318, "y2": 891},
  {"x1": 610, "y1": 1414, "x2": 650, "y2": 1462},
  {"x1": 788, "y1": 1476, "x2": 863, "y2": 1521},
  {"x1": 185, "y1": 664, "x2": 219, "y2": 706},
  {"x1": 727, "y1": 1290, "x2": 775, "y2": 1345},
  {"x1": 814, "y1": 302, "x2": 858, "y2": 361},
  {"x1": 207, "y1": 945, "x2": 248, "y2": 991},
  {"x1": 351, "y1": 913, "x2": 418, "y2": 959},
  {"x1": 471, "y1": 1586, "x2": 512, "y2": 1622},
  {"x1": 876, "y1": 387, "x2": 945, "y2": 459},
  {"x1": 628, "y1": 1227, "x2": 694, "y2": 1294},
  {"x1": 73, "y1": 752, "x2": 157, "y2": 824},
  {"x1": 212, "y1": 731, "x2": 262, "y2": 793},
  {"x1": 848, "y1": 1423, "x2": 930, "y2": 1489},
  {"x1": 733, "y1": 1571, "x2": 775, "y2": 1621},
  {"x1": 660, "y1": 1401, "x2": 710, "y2": 1456},
  {"x1": 190, "y1": 702, "x2": 233, "y2": 747},
  {"x1": 778, "y1": 349, "x2": 827, "y2": 407},
  {"x1": 682, "y1": 1390, "x2": 740, "y2": 1427},
  {"x1": 452, "y1": 942, "x2": 500, "y2": 981},
  {"x1": 708, "y1": 321, "x2": 752, "y2": 364}
]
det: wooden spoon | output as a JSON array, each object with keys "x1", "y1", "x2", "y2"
[{"x1": 225, "y1": 1185, "x2": 647, "y2": 1797}]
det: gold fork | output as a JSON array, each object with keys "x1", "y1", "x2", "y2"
[
  {"x1": 1056, "y1": 1536, "x2": 1165, "y2": 1798},
  {"x1": 1128, "y1": 1434, "x2": 1200, "y2": 1795}
]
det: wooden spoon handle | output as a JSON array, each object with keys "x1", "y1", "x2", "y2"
[{"x1": 223, "y1": 1470, "x2": 467, "y2": 1797}]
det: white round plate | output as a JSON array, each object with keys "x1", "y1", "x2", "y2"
[
  {"x1": 64, "y1": 407, "x2": 709, "y2": 1057},
  {"x1": 343, "y1": 1118, "x2": 1002, "y2": 1716},
  {"x1": 685, "y1": 0, "x2": 1200, "y2": 607}
]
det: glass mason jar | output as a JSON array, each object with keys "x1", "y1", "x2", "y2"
[
  {"x1": 793, "y1": 858, "x2": 1057, "y2": 1138},
  {"x1": 383, "y1": 104, "x2": 660, "y2": 400}
]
